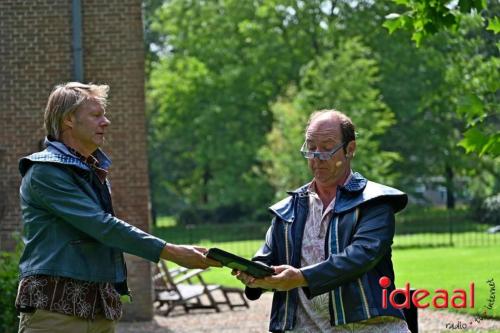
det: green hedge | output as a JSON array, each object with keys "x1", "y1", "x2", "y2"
[
  {"x1": 177, "y1": 204, "x2": 265, "y2": 225},
  {"x1": 0, "y1": 245, "x2": 21, "y2": 333}
]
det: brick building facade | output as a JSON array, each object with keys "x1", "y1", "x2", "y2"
[{"x1": 0, "y1": 0, "x2": 154, "y2": 320}]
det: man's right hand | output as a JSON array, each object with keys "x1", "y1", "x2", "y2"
[
  {"x1": 232, "y1": 265, "x2": 307, "y2": 291},
  {"x1": 161, "y1": 243, "x2": 221, "y2": 269}
]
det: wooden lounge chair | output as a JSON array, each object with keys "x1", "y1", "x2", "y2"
[
  {"x1": 219, "y1": 286, "x2": 249, "y2": 310},
  {"x1": 153, "y1": 260, "x2": 221, "y2": 315},
  {"x1": 153, "y1": 260, "x2": 248, "y2": 316}
]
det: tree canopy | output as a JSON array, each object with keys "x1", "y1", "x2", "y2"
[
  {"x1": 145, "y1": 0, "x2": 499, "y2": 218},
  {"x1": 384, "y1": 0, "x2": 499, "y2": 157}
]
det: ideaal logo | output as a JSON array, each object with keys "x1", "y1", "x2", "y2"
[
  {"x1": 379, "y1": 276, "x2": 475, "y2": 309},
  {"x1": 380, "y1": 277, "x2": 496, "y2": 330}
]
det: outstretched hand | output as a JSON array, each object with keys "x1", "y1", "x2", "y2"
[
  {"x1": 232, "y1": 265, "x2": 307, "y2": 291},
  {"x1": 161, "y1": 243, "x2": 222, "y2": 269}
]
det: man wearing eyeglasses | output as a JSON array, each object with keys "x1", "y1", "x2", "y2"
[{"x1": 234, "y1": 110, "x2": 410, "y2": 332}]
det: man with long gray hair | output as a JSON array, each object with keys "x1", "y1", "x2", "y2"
[{"x1": 15, "y1": 82, "x2": 219, "y2": 333}]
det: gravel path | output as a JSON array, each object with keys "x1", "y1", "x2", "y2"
[{"x1": 117, "y1": 293, "x2": 500, "y2": 333}]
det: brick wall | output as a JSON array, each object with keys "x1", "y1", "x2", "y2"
[{"x1": 0, "y1": 0, "x2": 154, "y2": 321}]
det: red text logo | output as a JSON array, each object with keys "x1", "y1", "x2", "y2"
[{"x1": 379, "y1": 276, "x2": 475, "y2": 309}]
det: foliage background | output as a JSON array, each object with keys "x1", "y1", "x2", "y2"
[{"x1": 144, "y1": 0, "x2": 499, "y2": 221}]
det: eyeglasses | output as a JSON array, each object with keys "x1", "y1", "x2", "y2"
[{"x1": 300, "y1": 141, "x2": 345, "y2": 160}]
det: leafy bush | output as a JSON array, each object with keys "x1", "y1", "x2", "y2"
[
  {"x1": 478, "y1": 194, "x2": 500, "y2": 225},
  {"x1": 0, "y1": 244, "x2": 21, "y2": 333}
]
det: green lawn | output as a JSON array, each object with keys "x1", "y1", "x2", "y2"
[
  {"x1": 393, "y1": 245, "x2": 499, "y2": 318},
  {"x1": 154, "y1": 215, "x2": 499, "y2": 318}
]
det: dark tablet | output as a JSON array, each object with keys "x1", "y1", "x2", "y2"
[{"x1": 207, "y1": 248, "x2": 274, "y2": 278}]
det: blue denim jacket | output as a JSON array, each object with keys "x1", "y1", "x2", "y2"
[
  {"x1": 18, "y1": 139, "x2": 166, "y2": 283},
  {"x1": 245, "y1": 173, "x2": 408, "y2": 332}
]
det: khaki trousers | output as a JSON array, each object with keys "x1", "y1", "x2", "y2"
[{"x1": 18, "y1": 309, "x2": 116, "y2": 333}]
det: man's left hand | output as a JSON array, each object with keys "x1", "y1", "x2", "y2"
[{"x1": 161, "y1": 243, "x2": 221, "y2": 269}]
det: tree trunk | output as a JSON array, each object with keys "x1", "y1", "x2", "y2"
[
  {"x1": 445, "y1": 163, "x2": 455, "y2": 209},
  {"x1": 202, "y1": 167, "x2": 210, "y2": 205}
]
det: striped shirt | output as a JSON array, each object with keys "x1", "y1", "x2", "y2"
[{"x1": 291, "y1": 175, "x2": 409, "y2": 332}]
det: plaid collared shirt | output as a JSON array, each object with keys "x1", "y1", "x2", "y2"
[{"x1": 65, "y1": 145, "x2": 108, "y2": 183}]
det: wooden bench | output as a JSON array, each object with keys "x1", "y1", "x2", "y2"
[{"x1": 153, "y1": 261, "x2": 248, "y2": 316}]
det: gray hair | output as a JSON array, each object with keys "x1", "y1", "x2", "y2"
[{"x1": 44, "y1": 82, "x2": 109, "y2": 139}]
